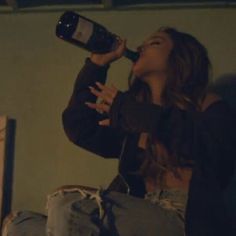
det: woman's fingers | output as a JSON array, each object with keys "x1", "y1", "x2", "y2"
[
  {"x1": 88, "y1": 86, "x2": 113, "y2": 105},
  {"x1": 86, "y1": 82, "x2": 119, "y2": 121},
  {"x1": 85, "y1": 101, "x2": 111, "y2": 126},
  {"x1": 85, "y1": 101, "x2": 110, "y2": 113},
  {"x1": 85, "y1": 101, "x2": 111, "y2": 127},
  {"x1": 95, "y1": 82, "x2": 118, "y2": 99},
  {"x1": 88, "y1": 82, "x2": 118, "y2": 105},
  {"x1": 98, "y1": 119, "x2": 110, "y2": 126},
  {"x1": 113, "y1": 38, "x2": 127, "y2": 58}
]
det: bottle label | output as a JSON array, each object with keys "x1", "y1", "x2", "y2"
[{"x1": 72, "y1": 17, "x2": 93, "y2": 44}]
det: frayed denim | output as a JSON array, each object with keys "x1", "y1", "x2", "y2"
[{"x1": 2, "y1": 187, "x2": 187, "y2": 236}]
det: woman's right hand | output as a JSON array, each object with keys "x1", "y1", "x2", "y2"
[{"x1": 90, "y1": 37, "x2": 127, "y2": 66}]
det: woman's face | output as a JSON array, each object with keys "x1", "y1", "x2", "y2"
[{"x1": 132, "y1": 31, "x2": 174, "y2": 78}]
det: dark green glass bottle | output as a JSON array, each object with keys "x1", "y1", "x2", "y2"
[{"x1": 56, "y1": 11, "x2": 139, "y2": 62}]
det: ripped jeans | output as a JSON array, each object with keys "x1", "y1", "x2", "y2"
[{"x1": 2, "y1": 187, "x2": 188, "y2": 236}]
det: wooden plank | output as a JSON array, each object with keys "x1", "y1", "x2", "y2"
[
  {"x1": 0, "y1": 116, "x2": 7, "y2": 224},
  {"x1": 0, "y1": 116, "x2": 15, "y2": 228}
]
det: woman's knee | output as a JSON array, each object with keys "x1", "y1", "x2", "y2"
[
  {"x1": 2, "y1": 211, "x2": 47, "y2": 236},
  {"x1": 46, "y1": 186, "x2": 99, "y2": 236},
  {"x1": 46, "y1": 186, "x2": 88, "y2": 213}
]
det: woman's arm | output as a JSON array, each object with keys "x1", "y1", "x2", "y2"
[
  {"x1": 62, "y1": 58, "x2": 126, "y2": 159},
  {"x1": 109, "y1": 91, "x2": 236, "y2": 188}
]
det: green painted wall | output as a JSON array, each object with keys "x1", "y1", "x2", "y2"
[{"x1": 0, "y1": 7, "x2": 235, "y2": 214}]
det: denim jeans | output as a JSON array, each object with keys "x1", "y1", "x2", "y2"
[{"x1": 2, "y1": 187, "x2": 187, "y2": 236}]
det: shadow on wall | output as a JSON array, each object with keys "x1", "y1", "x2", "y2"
[{"x1": 208, "y1": 73, "x2": 236, "y2": 233}]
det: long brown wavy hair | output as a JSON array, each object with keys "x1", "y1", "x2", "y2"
[{"x1": 127, "y1": 27, "x2": 212, "y2": 188}]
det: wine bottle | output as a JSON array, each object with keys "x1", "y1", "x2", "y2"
[{"x1": 55, "y1": 11, "x2": 139, "y2": 62}]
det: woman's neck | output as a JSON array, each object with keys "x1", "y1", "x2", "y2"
[{"x1": 142, "y1": 73, "x2": 167, "y2": 106}]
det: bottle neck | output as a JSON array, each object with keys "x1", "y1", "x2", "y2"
[{"x1": 123, "y1": 48, "x2": 139, "y2": 62}]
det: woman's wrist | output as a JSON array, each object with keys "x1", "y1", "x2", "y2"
[{"x1": 90, "y1": 55, "x2": 109, "y2": 67}]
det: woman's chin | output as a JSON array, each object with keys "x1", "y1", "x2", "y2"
[{"x1": 131, "y1": 65, "x2": 144, "y2": 78}]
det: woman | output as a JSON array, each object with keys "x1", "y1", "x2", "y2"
[
  {"x1": 80, "y1": 27, "x2": 235, "y2": 235},
  {"x1": 2, "y1": 27, "x2": 235, "y2": 236}
]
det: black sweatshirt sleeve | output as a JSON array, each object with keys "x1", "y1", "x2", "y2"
[
  {"x1": 109, "y1": 91, "x2": 236, "y2": 188},
  {"x1": 62, "y1": 58, "x2": 126, "y2": 159}
]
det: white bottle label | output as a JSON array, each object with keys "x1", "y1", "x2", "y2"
[{"x1": 72, "y1": 17, "x2": 93, "y2": 44}]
